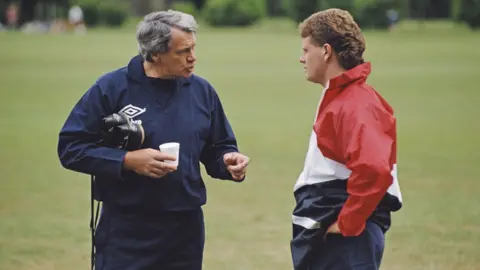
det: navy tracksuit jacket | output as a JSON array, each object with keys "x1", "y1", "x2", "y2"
[{"x1": 57, "y1": 55, "x2": 240, "y2": 269}]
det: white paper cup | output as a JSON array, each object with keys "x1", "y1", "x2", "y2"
[{"x1": 159, "y1": 142, "x2": 180, "y2": 166}]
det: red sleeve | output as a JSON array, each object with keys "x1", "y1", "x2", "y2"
[{"x1": 336, "y1": 102, "x2": 396, "y2": 237}]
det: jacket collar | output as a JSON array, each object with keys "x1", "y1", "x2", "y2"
[
  {"x1": 126, "y1": 54, "x2": 191, "y2": 85},
  {"x1": 327, "y1": 62, "x2": 371, "y2": 90}
]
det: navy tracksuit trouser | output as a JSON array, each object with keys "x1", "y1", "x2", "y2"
[
  {"x1": 307, "y1": 221, "x2": 385, "y2": 270},
  {"x1": 94, "y1": 204, "x2": 205, "y2": 270}
]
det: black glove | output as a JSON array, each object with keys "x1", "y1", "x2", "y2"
[{"x1": 99, "y1": 112, "x2": 145, "y2": 151}]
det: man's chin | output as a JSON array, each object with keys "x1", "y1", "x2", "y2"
[
  {"x1": 305, "y1": 74, "x2": 322, "y2": 84},
  {"x1": 183, "y1": 70, "x2": 194, "y2": 78},
  {"x1": 182, "y1": 73, "x2": 193, "y2": 78},
  {"x1": 305, "y1": 74, "x2": 315, "y2": 83}
]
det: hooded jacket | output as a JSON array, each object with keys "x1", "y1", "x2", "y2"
[{"x1": 290, "y1": 62, "x2": 402, "y2": 269}]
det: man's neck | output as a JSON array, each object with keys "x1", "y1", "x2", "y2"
[
  {"x1": 322, "y1": 64, "x2": 347, "y2": 88},
  {"x1": 143, "y1": 61, "x2": 175, "y2": 79}
]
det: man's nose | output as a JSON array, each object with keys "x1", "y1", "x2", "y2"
[
  {"x1": 188, "y1": 53, "x2": 196, "y2": 63},
  {"x1": 299, "y1": 56, "x2": 305, "y2": 64}
]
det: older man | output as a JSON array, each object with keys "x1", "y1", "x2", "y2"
[
  {"x1": 290, "y1": 9, "x2": 403, "y2": 270},
  {"x1": 57, "y1": 10, "x2": 250, "y2": 270}
]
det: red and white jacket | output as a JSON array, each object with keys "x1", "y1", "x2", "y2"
[{"x1": 290, "y1": 62, "x2": 403, "y2": 268}]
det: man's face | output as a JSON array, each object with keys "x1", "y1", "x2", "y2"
[
  {"x1": 300, "y1": 36, "x2": 327, "y2": 84},
  {"x1": 155, "y1": 28, "x2": 197, "y2": 78}
]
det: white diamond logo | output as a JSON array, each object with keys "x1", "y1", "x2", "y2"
[{"x1": 119, "y1": 104, "x2": 146, "y2": 119}]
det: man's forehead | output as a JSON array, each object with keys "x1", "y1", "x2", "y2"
[
  {"x1": 171, "y1": 28, "x2": 195, "y2": 44},
  {"x1": 301, "y1": 36, "x2": 312, "y2": 48}
]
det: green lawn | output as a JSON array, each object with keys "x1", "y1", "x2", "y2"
[{"x1": 0, "y1": 20, "x2": 479, "y2": 270}]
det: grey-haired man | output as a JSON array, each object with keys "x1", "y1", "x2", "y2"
[{"x1": 57, "y1": 10, "x2": 250, "y2": 270}]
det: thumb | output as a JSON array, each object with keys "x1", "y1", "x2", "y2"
[{"x1": 223, "y1": 153, "x2": 236, "y2": 165}]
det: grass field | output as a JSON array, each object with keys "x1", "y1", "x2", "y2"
[{"x1": 0, "y1": 20, "x2": 479, "y2": 270}]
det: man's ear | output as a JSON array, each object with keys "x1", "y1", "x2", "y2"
[
  {"x1": 151, "y1": 53, "x2": 161, "y2": 63},
  {"x1": 323, "y1": 43, "x2": 333, "y2": 62}
]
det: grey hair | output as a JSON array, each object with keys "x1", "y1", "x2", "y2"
[{"x1": 136, "y1": 10, "x2": 198, "y2": 62}]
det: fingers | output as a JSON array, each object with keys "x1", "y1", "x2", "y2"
[
  {"x1": 152, "y1": 151, "x2": 177, "y2": 162},
  {"x1": 227, "y1": 165, "x2": 244, "y2": 174},
  {"x1": 223, "y1": 153, "x2": 237, "y2": 165},
  {"x1": 150, "y1": 163, "x2": 177, "y2": 176},
  {"x1": 227, "y1": 157, "x2": 250, "y2": 173},
  {"x1": 148, "y1": 169, "x2": 166, "y2": 179},
  {"x1": 225, "y1": 154, "x2": 249, "y2": 181},
  {"x1": 146, "y1": 167, "x2": 174, "y2": 178},
  {"x1": 145, "y1": 160, "x2": 177, "y2": 178},
  {"x1": 161, "y1": 163, "x2": 178, "y2": 172},
  {"x1": 224, "y1": 153, "x2": 249, "y2": 167},
  {"x1": 231, "y1": 166, "x2": 246, "y2": 179},
  {"x1": 326, "y1": 222, "x2": 341, "y2": 234},
  {"x1": 151, "y1": 160, "x2": 177, "y2": 172},
  {"x1": 231, "y1": 173, "x2": 245, "y2": 181}
]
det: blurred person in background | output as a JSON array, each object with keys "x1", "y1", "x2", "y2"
[
  {"x1": 5, "y1": 3, "x2": 19, "y2": 30},
  {"x1": 290, "y1": 8, "x2": 403, "y2": 270},
  {"x1": 386, "y1": 8, "x2": 399, "y2": 31},
  {"x1": 57, "y1": 10, "x2": 250, "y2": 270},
  {"x1": 68, "y1": 5, "x2": 86, "y2": 34}
]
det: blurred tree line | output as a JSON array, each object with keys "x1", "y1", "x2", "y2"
[{"x1": 1, "y1": 0, "x2": 479, "y2": 30}]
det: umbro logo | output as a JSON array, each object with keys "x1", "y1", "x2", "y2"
[{"x1": 119, "y1": 104, "x2": 146, "y2": 119}]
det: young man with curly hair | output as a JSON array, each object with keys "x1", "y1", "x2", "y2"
[{"x1": 290, "y1": 8, "x2": 403, "y2": 270}]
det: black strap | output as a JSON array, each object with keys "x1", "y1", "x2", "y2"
[{"x1": 90, "y1": 175, "x2": 101, "y2": 270}]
